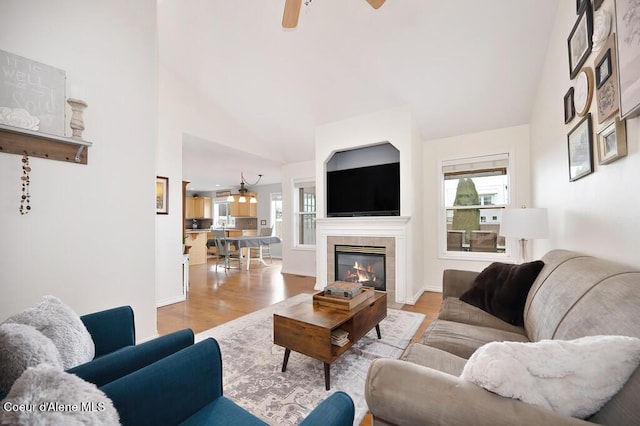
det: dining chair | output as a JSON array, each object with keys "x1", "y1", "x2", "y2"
[
  {"x1": 212, "y1": 229, "x2": 241, "y2": 271},
  {"x1": 259, "y1": 226, "x2": 273, "y2": 263},
  {"x1": 446, "y1": 230, "x2": 465, "y2": 251}
]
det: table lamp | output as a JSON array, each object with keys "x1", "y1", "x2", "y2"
[{"x1": 501, "y1": 206, "x2": 548, "y2": 263}]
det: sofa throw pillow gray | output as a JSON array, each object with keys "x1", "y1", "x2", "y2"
[
  {"x1": 0, "y1": 364, "x2": 120, "y2": 425},
  {"x1": 459, "y1": 260, "x2": 544, "y2": 326},
  {"x1": 461, "y1": 335, "x2": 640, "y2": 418},
  {"x1": 4, "y1": 296, "x2": 95, "y2": 369},
  {"x1": 0, "y1": 323, "x2": 63, "y2": 393}
]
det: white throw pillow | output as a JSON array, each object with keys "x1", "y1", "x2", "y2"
[
  {"x1": 4, "y1": 296, "x2": 95, "y2": 369},
  {"x1": 0, "y1": 364, "x2": 120, "y2": 426},
  {"x1": 461, "y1": 335, "x2": 640, "y2": 418},
  {"x1": 0, "y1": 323, "x2": 63, "y2": 393}
]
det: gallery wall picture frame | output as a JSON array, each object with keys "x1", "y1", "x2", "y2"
[
  {"x1": 595, "y1": 48, "x2": 612, "y2": 88},
  {"x1": 574, "y1": 67, "x2": 594, "y2": 117},
  {"x1": 156, "y1": 176, "x2": 169, "y2": 215},
  {"x1": 597, "y1": 118, "x2": 627, "y2": 164},
  {"x1": 595, "y1": 33, "x2": 619, "y2": 123},
  {"x1": 564, "y1": 87, "x2": 576, "y2": 124},
  {"x1": 568, "y1": 1, "x2": 594, "y2": 79},
  {"x1": 614, "y1": 0, "x2": 640, "y2": 119},
  {"x1": 567, "y1": 113, "x2": 594, "y2": 182}
]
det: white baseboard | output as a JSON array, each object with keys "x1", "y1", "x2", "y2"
[{"x1": 156, "y1": 295, "x2": 186, "y2": 308}]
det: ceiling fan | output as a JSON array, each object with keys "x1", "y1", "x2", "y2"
[{"x1": 282, "y1": 0, "x2": 386, "y2": 28}]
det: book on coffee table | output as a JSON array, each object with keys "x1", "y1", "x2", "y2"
[{"x1": 331, "y1": 329, "x2": 349, "y2": 347}]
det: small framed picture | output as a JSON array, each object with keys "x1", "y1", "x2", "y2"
[
  {"x1": 156, "y1": 176, "x2": 169, "y2": 214},
  {"x1": 261, "y1": 219, "x2": 267, "y2": 226},
  {"x1": 568, "y1": 1, "x2": 593, "y2": 79},
  {"x1": 597, "y1": 118, "x2": 627, "y2": 164},
  {"x1": 564, "y1": 87, "x2": 575, "y2": 124},
  {"x1": 595, "y1": 48, "x2": 611, "y2": 88},
  {"x1": 567, "y1": 114, "x2": 594, "y2": 181}
]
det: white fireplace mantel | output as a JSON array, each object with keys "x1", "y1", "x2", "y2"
[{"x1": 316, "y1": 216, "x2": 411, "y2": 304}]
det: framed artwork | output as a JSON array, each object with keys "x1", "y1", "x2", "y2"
[
  {"x1": 595, "y1": 33, "x2": 619, "y2": 123},
  {"x1": 156, "y1": 176, "x2": 169, "y2": 214},
  {"x1": 564, "y1": 87, "x2": 576, "y2": 124},
  {"x1": 595, "y1": 48, "x2": 612, "y2": 88},
  {"x1": 574, "y1": 67, "x2": 594, "y2": 117},
  {"x1": 597, "y1": 118, "x2": 627, "y2": 164},
  {"x1": 261, "y1": 219, "x2": 267, "y2": 226},
  {"x1": 567, "y1": 114, "x2": 594, "y2": 181},
  {"x1": 615, "y1": 0, "x2": 640, "y2": 119},
  {"x1": 568, "y1": 1, "x2": 593, "y2": 79}
]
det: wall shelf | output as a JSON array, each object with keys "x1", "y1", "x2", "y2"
[{"x1": 0, "y1": 123, "x2": 92, "y2": 165}]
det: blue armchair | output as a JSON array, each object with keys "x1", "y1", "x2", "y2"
[
  {"x1": 101, "y1": 338, "x2": 355, "y2": 426},
  {"x1": 68, "y1": 306, "x2": 194, "y2": 387}
]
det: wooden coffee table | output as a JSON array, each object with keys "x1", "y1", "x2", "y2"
[{"x1": 273, "y1": 290, "x2": 387, "y2": 390}]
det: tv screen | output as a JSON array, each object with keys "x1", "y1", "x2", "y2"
[{"x1": 327, "y1": 162, "x2": 400, "y2": 217}]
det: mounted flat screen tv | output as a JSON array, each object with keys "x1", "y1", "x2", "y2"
[{"x1": 327, "y1": 162, "x2": 400, "y2": 217}]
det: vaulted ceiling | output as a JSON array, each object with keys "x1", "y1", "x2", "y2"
[{"x1": 158, "y1": 0, "x2": 559, "y2": 191}]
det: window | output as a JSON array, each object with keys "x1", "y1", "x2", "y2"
[
  {"x1": 441, "y1": 153, "x2": 510, "y2": 256},
  {"x1": 270, "y1": 192, "x2": 282, "y2": 238},
  {"x1": 294, "y1": 182, "x2": 316, "y2": 246}
]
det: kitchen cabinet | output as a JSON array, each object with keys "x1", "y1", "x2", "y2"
[
  {"x1": 229, "y1": 194, "x2": 257, "y2": 217},
  {"x1": 186, "y1": 197, "x2": 212, "y2": 219}
]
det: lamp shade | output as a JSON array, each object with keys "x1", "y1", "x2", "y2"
[{"x1": 501, "y1": 208, "x2": 548, "y2": 240}]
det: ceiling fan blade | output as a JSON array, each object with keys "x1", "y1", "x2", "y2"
[
  {"x1": 365, "y1": 0, "x2": 385, "y2": 9},
  {"x1": 282, "y1": 0, "x2": 302, "y2": 28}
]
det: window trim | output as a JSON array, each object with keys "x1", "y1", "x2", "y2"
[
  {"x1": 438, "y1": 152, "x2": 516, "y2": 261},
  {"x1": 293, "y1": 179, "x2": 316, "y2": 249}
]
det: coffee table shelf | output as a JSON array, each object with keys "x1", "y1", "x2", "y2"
[{"x1": 273, "y1": 290, "x2": 387, "y2": 390}]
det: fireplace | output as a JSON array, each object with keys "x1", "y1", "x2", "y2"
[{"x1": 335, "y1": 245, "x2": 386, "y2": 291}]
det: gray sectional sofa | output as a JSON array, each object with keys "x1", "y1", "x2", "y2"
[{"x1": 365, "y1": 249, "x2": 640, "y2": 425}]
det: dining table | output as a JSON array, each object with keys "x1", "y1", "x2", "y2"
[{"x1": 207, "y1": 235, "x2": 281, "y2": 271}]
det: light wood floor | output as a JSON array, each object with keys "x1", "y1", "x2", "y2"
[{"x1": 157, "y1": 258, "x2": 442, "y2": 425}]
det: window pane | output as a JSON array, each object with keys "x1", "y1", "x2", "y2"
[
  {"x1": 443, "y1": 158, "x2": 509, "y2": 254},
  {"x1": 299, "y1": 186, "x2": 316, "y2": 213},
  {"x1": 299, "y1": 213, "x2": 316, "y2": 245}
]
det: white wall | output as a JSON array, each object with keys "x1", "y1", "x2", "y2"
[
  {"x1": 156, "y1": 66, "x2": 272, "y2": 304},
  {"x1": 281, "y1": 160, "x2": 316, "y2": 276},
  {"x1": 0, "y1": 1, "x2": 158, "y2": 338},
  {"x1": 530, "y1": 0, "x2": 640, "y2": 266},
  {"x1": 421, "y1": 125, "x2": 532, "y2": 291}
]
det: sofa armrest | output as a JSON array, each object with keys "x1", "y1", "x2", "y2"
[
  {"x1": 101, "y1": 338, "x2": 223, "y2": 426},
  {"x1": 365, "y1": 359, "x2": 595, "y2": 426},
  {"x1": 81, "y1": 306, "x2": 135, "y2": 357},
  {"x1": 300, "y1": 391, "x2": 355, "y2": 426},
  {"x1": 68, "y1": 328, "x2": 194, "y2": 387},
  {"x1": 442, "y1": 269, "x2": 479, "y2": 299}
]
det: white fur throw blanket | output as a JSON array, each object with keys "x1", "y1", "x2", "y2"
[{"x1": 460, "y1": 335, "x2": 640, "y2": 418}]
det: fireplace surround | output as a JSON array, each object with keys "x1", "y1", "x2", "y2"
[{"x1": 316, "y1": 216, "x2": 409, "y2": 305}]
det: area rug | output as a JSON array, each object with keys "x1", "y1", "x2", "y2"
[{"x1": 195, "y1": 293, "x2": 425, "y2": 425}]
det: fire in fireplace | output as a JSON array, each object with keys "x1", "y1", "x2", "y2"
[{"x1": 334, "y1": 245, "x2": 386, "y2": 291}]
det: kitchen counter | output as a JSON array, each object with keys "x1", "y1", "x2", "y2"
[{"x1": 185, "y1": 230, "x2": 211, "y2": 265}]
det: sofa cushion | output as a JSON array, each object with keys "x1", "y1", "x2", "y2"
[
  {"x1": 438, "y1": 297, "x2": 525, "y2": 335},
  {"x1": 421, "y1": 319, "x2": 529, "y2": 359},
  {"x1": 402, "y1": 343, "x2": 466, "y2": 376},
  {"x1": 4, "y1": 296, "x2": 95, "y2": 369},
  {"x1": 460, "y1": 261, "x2": 544, "y2": 326},
  {"x1": 0, "y1": 323, "x2": 63, "y2": 393},
  {"x1": 460, "y1": 336, "x2": 640, "y2": 419},
  {"x1": 0, "y1": 364, "x2": 119, "y2": 425}
]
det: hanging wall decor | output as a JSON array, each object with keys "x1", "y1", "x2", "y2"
[
  {"x1": 19, "y1": 153, "x2": 31, "y2": 214},
  {"x1": 595, "y1": 33, "x2": 619, "y2": 123},
  {"x1": 614, "y1": 0, "x2": 640, "y2": 118},
  {"x1": 568, "y1": 0, "x2": 594, "y2": 79}
]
